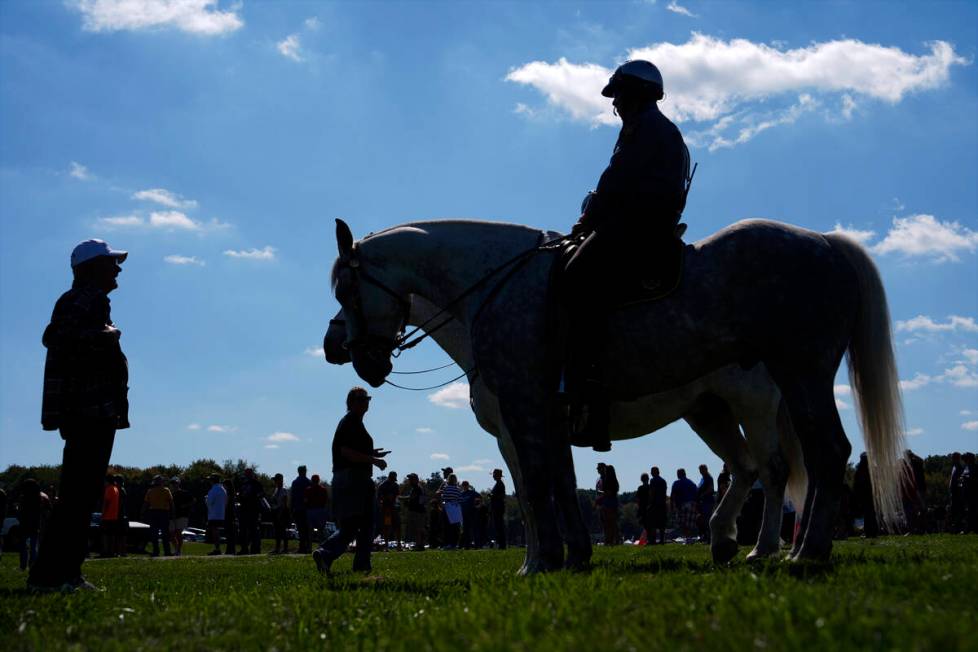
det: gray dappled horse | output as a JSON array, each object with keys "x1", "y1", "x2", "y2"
[
  {"x1": 326, "y1": 299, "x2": 806, "y2": 565},
  {"x1": 327, "y1": 218, "x2": 906, "y2": 571}
]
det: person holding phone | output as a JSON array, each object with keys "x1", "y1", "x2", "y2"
[{"x1": 313, "y1": 386, "x2": 390, "y2": 574}]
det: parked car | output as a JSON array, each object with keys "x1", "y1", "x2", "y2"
[
  {"x1": 88, "y1": 512, "x2": 152, "y2": 554},
  {"x1": 181, "y1": 527, "x2": 207, "y2": 542}
]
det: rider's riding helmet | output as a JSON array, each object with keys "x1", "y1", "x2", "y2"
[{"x1": 601, "y1": 60, "x2": 664, "y2": 98}]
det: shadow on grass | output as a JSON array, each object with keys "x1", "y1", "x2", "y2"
[
  {"x1": 589, "y1": 546, "x2": 932, "y2": 582},
  {"x1": 320, "y1": 575, "x2": 473, "y2": 598}
]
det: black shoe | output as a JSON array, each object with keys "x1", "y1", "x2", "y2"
[{"x1": 312, "y1": 549, "x2": 332, "y2": 575}]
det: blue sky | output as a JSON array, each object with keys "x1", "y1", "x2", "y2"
[{"x1": 1, "y1": 0, "x2": 976, "y2": 492}]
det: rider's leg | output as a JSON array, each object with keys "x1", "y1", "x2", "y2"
[{"x1": 562, "y1": 231, "x2": 612, "y2": 451}]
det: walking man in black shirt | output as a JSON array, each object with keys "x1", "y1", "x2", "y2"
[
  {"x1": 313, "y1": 387, "x2": 390, "y2": 574},
  {"x1": 490, "y1": 468, "x2": 507, "y2": 549}
]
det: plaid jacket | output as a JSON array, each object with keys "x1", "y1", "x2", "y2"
[{"x1": 41, "y1": 285, "x2": 129, "y2": 431}]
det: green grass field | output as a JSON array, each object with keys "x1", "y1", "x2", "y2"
[{"x1": 1, "y1": 535, "x2": 976, "y2": 651}]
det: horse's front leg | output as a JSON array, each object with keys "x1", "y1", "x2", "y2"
[
  {"x1": 499, "y1": 400, "x2": 564, "y2": 574},
  {"x1": 492, "y1": 425, "x2": 539, "y2": 572},
  {"x1": 548, "y1": 410, "x2": 592, "y2": 570}
]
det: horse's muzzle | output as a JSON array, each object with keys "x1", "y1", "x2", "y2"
[{"x1": 324, "y1": 321, "x2": 351, "y2": 365}]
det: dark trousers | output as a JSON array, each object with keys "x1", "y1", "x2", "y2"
[
  {"x1": 293, "y1": 509, "x2": 310, "y2": 552},
  {"x1": 460, "y1": 509, "x2": 475, "y2": 548},
  {"x1": 318, "y1": 513, "x2": 373, "y2": 571},
  {"x1": 29, "y1": 424, "x2": 115, "y2": 586},
  {"x1": 224, "y1": 516, "x2": 237, "y2": 555},
  {"x1": 492, "y1": 509, "x2": 506, "y2": 549},
  {"x1": 20, "y1": 529, "x2": 39, "y2": 570},
  {"x1": 239, "y1": 510, "x2": 261, "y2": 554},
  {"x1": 148, "y1": 510, "x2": 172, "y2": 556},
  {"x1": 273, "y1": 510, "x2": 289, "y2": 548}
]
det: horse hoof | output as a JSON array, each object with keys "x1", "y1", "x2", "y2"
[
  {"x1": 746, "y1": 547, "x2": 779, "y2": 563},
  {"x1": 711, "y1": 538, "x2": 739, "y2": 564}
]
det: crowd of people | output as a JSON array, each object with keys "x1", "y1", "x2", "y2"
[
  {"x1": 589, "y1": 448, "x2": 978, "y2": 547},
  {"x1": 594, "y1": 462, "x2": 720, "y2": 545},
  {"x1": 4, "y1": 446, "x2": 976, "y2": 573}
]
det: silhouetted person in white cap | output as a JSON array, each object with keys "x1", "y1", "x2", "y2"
[{"x1": 29, "y1": 239, "x2": 129, "y2": 593}]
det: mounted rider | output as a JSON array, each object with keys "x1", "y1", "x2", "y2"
[{"x1": 563, "y1": 59, "x2": 692, "y2": 452}]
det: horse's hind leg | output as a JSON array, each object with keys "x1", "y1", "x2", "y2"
[
  {"x1": 685, "y1": 396, "x2": 757, "y2": 564},
  {"x1": 778, "y1": 377, "x2": 851, "y2": 562},
  {"x1": 741, "y1": 403, "x2": 790, "y2": 561}
]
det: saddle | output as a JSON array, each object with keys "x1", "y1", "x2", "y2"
[{"x1": 554, "y1": 222, "x2": 687, "y2": 308}]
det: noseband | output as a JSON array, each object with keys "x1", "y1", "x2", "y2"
[{"x1": 335, "y1": 255, "x2": 410, "y2": 359}]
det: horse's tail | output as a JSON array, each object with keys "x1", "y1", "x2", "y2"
[
  {"x1": 825, "y1": 232, "x2": 907, "y2": 531},
  {"x1": 777, "y1": 400, "x2": 808, "y2": 515}
]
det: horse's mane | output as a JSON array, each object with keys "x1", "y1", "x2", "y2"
[{"x1": 331, "y1": 219, "x2": 551, "y2": 288}]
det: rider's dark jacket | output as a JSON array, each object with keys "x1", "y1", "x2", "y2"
[{"x1": 577, "y1": 103, "x2": 689, "y2": 235}]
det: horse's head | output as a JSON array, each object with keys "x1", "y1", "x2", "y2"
[{"x1": 330, "y1": 219, "x2": 409, "y2": 387}]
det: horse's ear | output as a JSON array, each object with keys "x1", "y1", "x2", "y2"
[{"x1": 336, "y1": 219, "x2": 354, "y2": 258}]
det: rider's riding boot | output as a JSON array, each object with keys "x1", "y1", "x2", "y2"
[{"x1": 577, "y1": 380, "x2": 611, "y2": 452}]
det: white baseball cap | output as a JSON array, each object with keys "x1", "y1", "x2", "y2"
[{"x1": 70, "y1": 239, "x2": 128, "y2": 268}]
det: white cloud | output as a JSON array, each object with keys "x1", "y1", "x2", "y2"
[
  {"x1": 277, "y1": 34, "x2": 303, "y2": 62},
  {"x1": 133, "y1": 188, "x2": 197, "y2": 209},
  {"x1": 428, "y1": 382, "x2": 469, "y2": 409},
  {"x1": 961, "y1": 349, "x2": 978, "y2": 365},
  {"x1": 416, "y1": 427, "x2": 435, "y2": 434},
  {"x1": 164, "y1": 254, "x2": 205, "y2": 266},
  {"x1": 207, "y1": 424, "x2": 237, "y2": 433},
  {"x1": 98, "y1": 215, "x2": 143, "y2": 227},
  {"x1": 473, "y1": 458, "x2": 493, "y2": 465},
  {"x1": 267, "y1": 431, "x2": 300, "y2": 442},
  {"x1": 455, "y1": 464, "x2": 486, "y2": 473},
  {"x1": 430, "y1": 453, "x2": 450, "y2": 461},
  {"x1": 187, "y1": 423, "x2": 201, "y2": 430},
  {"x1": 896, "y1": 315, "x2": 978, "y2": 333},
  {"x1": 871, "y1": 215, "x2": 978, "y2": 262},
  {"x1": 97, "y1": 212, "x2": 228, "y2": 232},
  {"x1": 72, "y1": 0, "x2": 243, "y2": 36},
  {"x1": 941, "y1": 365, "x2": 978, "y2": 388},
  {"x1": 829, "y1": 223, "x2": 876, "y2": 245},
  {"x1": 840, "y1": 94, "x2": 857, "y2": 120},
  {"x1": 265, "y1": 444, "x2": 280, "y2": 449},
  {"x1": 905, "y1": 427, "x2": 924, "y2": 437},
  {"x1": 962, "y1": 410, "x2": 974, "y2": 416},
  {"x1": 833, "y1": 384, "x2": 851, "y2": 409},
  {"x1": 224, "y1": 246, "x2": 276, "y2": 261},
  {"x1": 900, "y1": 373, "x2": 933, "y2": 391},
  {"x1": 961, "y1": 420, "x2": 978, "y2": 431},
  {"x1": 304, "y1": 346, "x2": 325, "y2": 357},
  {"x1": 149, "y1": 210, "x2": 200, "y2": 230},
  {"x1": 506, "y1": 35, "x2": 966, "y2": 148},
  {"x1": 666, "y1": 1, "x2": 697, "y2": 17},
  {"x1": 69, "y1": 161, "x2": 92, "y2": 180},
  {"x1": 304, "y1": 16, "x2": 320, "y2": 30}
]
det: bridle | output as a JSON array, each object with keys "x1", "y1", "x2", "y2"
[
  {"x1": 333, "y1": 253, "x2": 411, "y2": 361},
  {"x1": 332, "y1": 233, "x2": 575, "y2": 389}
]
